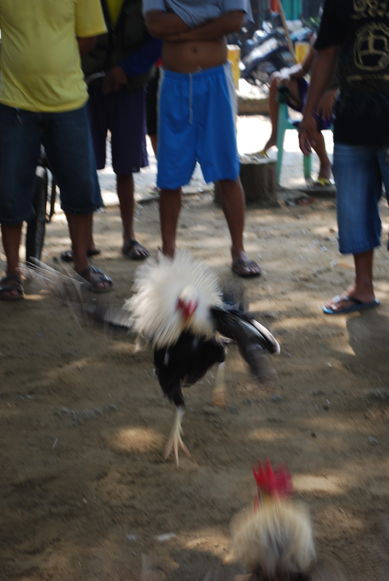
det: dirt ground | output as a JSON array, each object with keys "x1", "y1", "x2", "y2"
[{"x1": 1, "y1": 180, "x2": 389, "y2": 580}]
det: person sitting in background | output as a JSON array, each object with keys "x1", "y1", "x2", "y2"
[{"x1": 258, "y1": 39, "x2": 337, "y2": 186}]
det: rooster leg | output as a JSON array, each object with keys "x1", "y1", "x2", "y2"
[
  {"x1": 133, "y1": 334, "x2": 144, "y2": 353},
  {"x1": 163, "y1": 406, "x2": 191, "y2": 467},
  {"x1": 212, "y1": 362, "x2": 227, "y2": 407}
]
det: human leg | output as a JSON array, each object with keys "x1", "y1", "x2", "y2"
[
  {"x1": 218, "y1": 178, "x2": 261, "y2": 277},
  {"x1": 110, "y1": 88, "x2": 149, "y2": 259},
  {"x1": 159, "y1": 188, "x2": 182, "y2": 257},
  {"x1": 0, "y1": 223, "x2": 24, "y2": 300},
  {"x1": 196, "y1": 65, "x2": 260, "y2": 276},
  {"x1": 259, "y1": 74, "x2": 302, "y2": 154},
  {"x1": 310, "y1": 130, "x2": 332, "y2": 181},
  {"x1": 44, "y1": 106, "x2": 112, "y2": 291},
  {"x1": 66, "y1": 211, "x2": 112, "y2": 292},
  {"x1": 60, "y1": 84, "x2": 108, "y2": 260},
  {"x1": 0, "y1": 105, "x2": 42, "y2": 298},
  {"x1": 323, "y1": 144, "x2": 383, "y2": 313},
  {"x1": 1, "y1": 223, "x2": 23, "y2": 277},
  {"x1": 116, "y1": 174, "x2": 149, "y2": 259},
  {"x1": 322, "y1": 250, "x2": 379, "y2": 314},
  {"x1": 156, "y1": 70, "x2": 197, "y2": 256}
]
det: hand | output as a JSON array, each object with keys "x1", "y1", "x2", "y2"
[
  {"x1": 299, "y1": 115, "x2": 318, "y2": 155},
  {"x1": 102, "y1": 66, "x2": 128, "y2": 94},
  {"x1": 317, "y1": 88, "x2": 337, "y2": 120}
]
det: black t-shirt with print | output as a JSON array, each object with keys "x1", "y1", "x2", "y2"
[{"x1": 315, "y1": 0, "x2": 389, "y2": 146}]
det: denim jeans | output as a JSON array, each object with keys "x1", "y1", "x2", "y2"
[
  {"x1": 333, "y1": 143, "x2": 389, "y2": 254},
  {"x1": 0, "y1": 103, "x2": 101, "y2": 225}
]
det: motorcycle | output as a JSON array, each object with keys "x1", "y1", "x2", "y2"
[{"x1": 239, "y1": 21, "x2": 313, "y2": 89}]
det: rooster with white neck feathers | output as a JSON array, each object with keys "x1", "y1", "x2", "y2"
[{"x1": 126, "y1": 251, "x2": 280, "y2": 466}]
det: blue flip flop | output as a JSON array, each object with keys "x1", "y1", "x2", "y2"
[{"x1": 322, "y1": 295, "x2": 380, "y2": 315}]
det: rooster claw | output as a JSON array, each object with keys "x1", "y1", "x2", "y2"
[
  {"x1": 163, "y1": 407, "x2": 191, "y2": 467},
  {"x1": 163, "y1": 434, "x2": 191, "y2": 467}
]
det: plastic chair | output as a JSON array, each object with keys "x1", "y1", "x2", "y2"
[{"x1": 276, "y1": 85, "x2": 312, "y2": 186}]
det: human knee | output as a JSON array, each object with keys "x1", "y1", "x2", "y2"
[{"x1": 270, "y1": 72, "x2": 282, "y2": 86}]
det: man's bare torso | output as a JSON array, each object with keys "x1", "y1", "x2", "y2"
[{"x1": 162, "y1": 38, "x2": 227, "y2": 73}]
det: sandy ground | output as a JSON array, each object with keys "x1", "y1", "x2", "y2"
[{"x1": 1, "y1": 115, "x2": 389, "y2": 581}]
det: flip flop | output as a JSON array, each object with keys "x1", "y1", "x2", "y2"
[
  {"x1": 254, "y1": 149, "x2": 270, "y2": 158},
  {"x1": 313, "y1": 178, "x2": 333, "y2": 187},
  {"x1": 76, "y1": 266, "x2": 113, "y2": 293},
  {"x1": 231, "y1": 258, "x2": 262, "y2": 278},
  {"x1": 60, "y1": 248, "x2": 101, "y2": 262},
  {"x1": 322, "y1": 295, "x2": 380, "y2": 315},
  {"x1": 122, "y1": 239, "x2": 149, "y2": 260},
  {"x1": 0, "y1": 274, "x2": 24, "y2": 301}
]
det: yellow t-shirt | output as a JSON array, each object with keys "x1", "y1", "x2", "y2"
[
  {"x1": 107, "y1": 0, "x2": 124, "y2": 27},
  {"x1": 0, "y1": 0, "x2": 107, "y2": 112}
]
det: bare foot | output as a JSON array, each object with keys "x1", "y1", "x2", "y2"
[{"x1": 256, "y1": 137, "x2": 276, "y2": 156}]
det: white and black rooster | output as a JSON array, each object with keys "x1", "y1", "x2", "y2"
[
  {"x1": 26, "y1": 252, "x2": 279, "y2": 467},
  {"x1": 125, "y1": 251, "x2": 280, "y2": 466}
]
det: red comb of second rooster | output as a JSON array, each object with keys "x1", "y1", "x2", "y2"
[{"x1": 253, "y1": 459, "x2": 293, "y2": 498}]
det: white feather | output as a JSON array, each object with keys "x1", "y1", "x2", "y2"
[{"x1": 125, "y1": 251, "x2": 222, "y2": 347}]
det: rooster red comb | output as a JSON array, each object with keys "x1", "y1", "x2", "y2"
[{"x1": 253, "y1": 459, "x2": 293, "y2": 497}]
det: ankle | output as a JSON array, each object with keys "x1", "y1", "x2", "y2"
[
  {"x1": 231, "y1": 247, "x2": 246, "y2": 260},
  {"x1": 162, "y1": 245, "x2": 175, "y2": 258},
  {"x1": 6, "y1": 266, "x2": 20, "y2": 279}
]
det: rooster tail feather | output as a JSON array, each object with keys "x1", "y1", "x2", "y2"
[
  {"x1": 85, "y1": 303, "x2": 133, "y2": 332},
  {"x1": 24, "y1": 259, "x2": 85, "y2": 310},
  {"x1": 219, "y1": 278, "x2": 247, "y2": 312},
  {"x1": 210, "y1": 307, "x2": 279, "y2": 381},
  {"x1": 24, "y1": 259, "x2": 134, "y2": 333},
  {"x1": 249, "y1": 319, "x2": 280, "y2": 356}
]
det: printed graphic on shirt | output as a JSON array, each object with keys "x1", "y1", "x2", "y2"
[
  {"x1": 352, "y1": 0, "x2": 389, "y2": 20},
  {"x1": 352, "y1": 22, "x2": 389, "y2": 77}
]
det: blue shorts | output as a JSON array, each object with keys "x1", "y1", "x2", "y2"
[
  {"x1": 157, "y1": 63, "x2": 240, "y2": 189},
  {"x1": 0, "y1": 104, "x2": 102, "y2": 225},
  {"x1": 333, "y1": 143, "x2": 389, "y2": 254},
  {"x1": 88, "y1": 83, "x2": 148, "y2": 175}
]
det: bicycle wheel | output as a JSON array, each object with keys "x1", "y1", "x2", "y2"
[{"x1": 25, "y1": 168, "x2": 48, "y2": 263}]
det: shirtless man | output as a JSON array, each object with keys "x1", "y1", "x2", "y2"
[{"x1": 143, "y1": 0, "x2": 261, "y2": 277}]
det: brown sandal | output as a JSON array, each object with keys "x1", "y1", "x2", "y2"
[{"x1": 0, "y1": 274, "x2": 24, "y2": 301}]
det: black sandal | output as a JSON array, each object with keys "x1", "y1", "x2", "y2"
[
  {"x1": 122, "y1": 239, "x2": 149, "y2": 260},
  {"x1": 76, "y1": 266, "x2": 112, "y2": 293},
  {"x1": 60, "y1": 248, "x2": 101, "y2": 262}
]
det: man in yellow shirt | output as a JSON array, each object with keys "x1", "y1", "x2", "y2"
[{"x1": 0, "y1": 0, "x2": 112, "y2": 299}]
